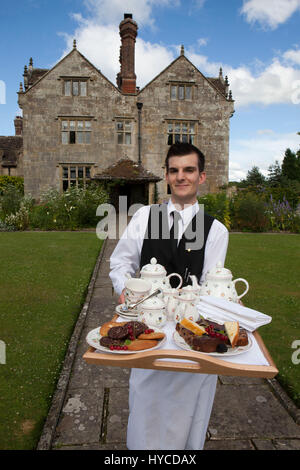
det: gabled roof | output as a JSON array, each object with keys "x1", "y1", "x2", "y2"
[
  {"x1": 93, "y1": 158, "x2": 161, "y2": 182},
  {"x1": 138, "y1": 53, "x2": 229, "y2": 101},
  {"x1": 20, "y1": 47, "x2": 120, "y2": 95}
]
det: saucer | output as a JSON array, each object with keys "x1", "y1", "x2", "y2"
[{"x1": 115, "y1": 303, "x2": 139, "y2": 320}]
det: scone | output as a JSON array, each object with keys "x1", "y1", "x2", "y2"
[{"x1": 127, "y1": 339, "x2": 158, "y2": 351}]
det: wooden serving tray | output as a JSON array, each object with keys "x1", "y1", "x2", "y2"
[{"x1": 83, "y1": 317, "x2": 278, "y2": 379}]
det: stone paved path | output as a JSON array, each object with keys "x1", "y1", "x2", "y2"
[{"x1": 38, "y1": 238, "x2": 300, "y2": 450}]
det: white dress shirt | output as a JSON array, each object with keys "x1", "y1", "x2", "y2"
[{"x1": 110, "y1": 200, "x2": 229, "y2": 295}]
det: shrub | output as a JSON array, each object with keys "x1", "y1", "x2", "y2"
[
  {"x1": 0, "y1": 175, "x2": 24, "y2": 195},
  {"x1": 266, "y1": 195, "x2": 300, "y2": 232},
  {"x1": 0, "y1": 185, "x2": 23, "y2": 219},
  {"x1": 29, "y1": 183, "x2": 109, "y2": 230},
  {"x1": 198, "y1": 192, "x2": 231, "y2": 229},
  {"x1": 231, "y1": 192, "x2": 269, "y2": 232}
]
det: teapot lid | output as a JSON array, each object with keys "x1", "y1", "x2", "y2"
[
  {"x1": 206, "y1": 261, "x2": 232, "y2": 280},
  {"x1": 139, "y1": 296, "x2": 165, "y2": 309},
  {"x1": 140, "y1": 257, "x2": 166, "y2": 276}
]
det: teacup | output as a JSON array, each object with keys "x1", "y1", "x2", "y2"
[{"x1": 124, "y1": 278, "x2": 152, "y2": 310}]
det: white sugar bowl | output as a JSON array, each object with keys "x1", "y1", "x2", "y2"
[{"x1": 137, "y1": 296, "x2": 167, "y2": 327}]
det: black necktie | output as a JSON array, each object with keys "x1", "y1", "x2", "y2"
[{"x1": 170, "y1": 210, "x2": 181, "y2": 252}]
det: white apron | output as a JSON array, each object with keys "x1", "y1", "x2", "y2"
[{"x1": 127, "y1": 368, "x2": 217, "y2": 450}]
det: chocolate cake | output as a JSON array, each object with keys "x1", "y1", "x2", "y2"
[
  {"x1": 107, "y1": 325, "x2": 129, "y2": 340},
  {"x1": 175, "y1": 319, "x2": 248, "y2": 353}
]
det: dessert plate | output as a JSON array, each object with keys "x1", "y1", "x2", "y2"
[
  {"x1": 86, "y1": 326, "x2": 166, "y2": 354},
  {"x1": 173, "y1": 331, "x2": 253, "y2": 357},
  {"x1": 115, "y1": 303, "x2": 138, "y2": 320}
]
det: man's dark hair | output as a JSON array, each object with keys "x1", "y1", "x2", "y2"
[{"x1": 165, "y1": 142, "x2": 205, "y2": 173}]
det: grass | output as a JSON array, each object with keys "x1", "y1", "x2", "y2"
[
  {"x1": 0, "y1": 232, "x2": 103, "y2": 450},
  {"x1": 226, "y1": 233, "x2": 300, "y2": 406}
]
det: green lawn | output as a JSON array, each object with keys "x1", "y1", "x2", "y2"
[
  {"x1": 226, "y1": 233, "x2": 300, "y2": 406},
  {"x1": 0, "y1": 232, "x2": 102, "y2": 450}
]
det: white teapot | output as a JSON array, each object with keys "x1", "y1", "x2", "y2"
[
  {"x1": 199, "y1": 261, "x2": 249, "y2": 303},
  {"x1": 140, "y1": 258, "x2": 183, "y2": 297},
  {"x1": 173, "y1": 292, "x2": 199, "y2": 323},
  {"x1": 137, "y1": 295, "x2": 167, "y2": 327},
  {"x1": 181, "y1": 275, "x2": 201, "y2": 300}
]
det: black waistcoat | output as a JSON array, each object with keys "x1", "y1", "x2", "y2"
[{"x1": 140, "y1": 204, "x2": 214, "y2": 287}]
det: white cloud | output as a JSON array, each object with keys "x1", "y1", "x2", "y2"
[
  {"x1": 229, "y1": 131, "x2": 300, "y2": 181},
  {"x1": 283, "y1": 47, "x2": 300, "y2": 65},
  {"x1": 240, "y1": 0, "x2": 300, "y2": 30}
]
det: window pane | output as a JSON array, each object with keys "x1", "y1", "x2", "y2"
[
  {"x1": 70, "y1": 121, "x2": 75, "y2": 130},
  {"x1": 72, "y1": 81, "x2": 79, "y2": 96},
  {"x1": 78, "y1": 167, "x2": 84, "y2": 178},
  {"x1": 125, "y1": 133, "x2": 131, "y2": 145},
  {"x1": 85, "y1": 121, "x2": 91, "y2": 129},
  {"x1": 182, "y1": 122, "x2": 188, "y2": 133},
  {"x1": 80, "y1": 81, "x2": 87, "y2": 96},
  {"x1": 117, "y1": 122, "x2": 123, "y2": 131},
  {"x1": 175, "y1": 134, "x2": 181, "y2": 143},
  {"x1": 77, "y1": 121, "x2": 84, "y2": 129},
  {"x1": 167, "y1": 134, "x2": 173, "y2": 145},
  {"x1": 117, "y1": 133, "x2": 123, "y2": 144},
  {"x1": 189, "y1": 123, "x2": 195, "y2": 134},
  {"x1": 86, "y1": 167, "x2": 91, "y2": 178},
  {"x1": 182, "y1": 134, "x2": 188, "y2": 143},
  {"x1": 171, "y1": 86, "x2": 177, "y2": 100},
  {"x1": 62, "y1": 121, "x2": 68, "y2": 130},
  {"x1": 175, "y1": 122, "x2": 180, "y2": 133},
  {"x1": 70, "y1": 180, "x2": 76, "y2": 187},
  {"x1": 69, "y1": 131, "x2": 76, "y2": 144},
  {"x1": 63, "y1": 180, "x2": 69, "y2": 191},
  {"x1": 125, "y1": 121, "x2": 131, "y2": 131},
  {"x1": 178, "y1": 86, "x2": 184, "y2": 100},
  {"x1": 189, "y1": 135, "x2": 195, "y2": 144},
  {"x1": 63, "y1": 167, "x2": 69, "y2": 178},
  {"x1": 85, "y1": 132, "x2": 91, "y2": 144},
  {"x1": 64, "y1": 81, "x2": 71, "y2": 96},
  {"x1": 185, "y1": 86, "x2": 192, "y2": 99},
  {"x1": 70, "y1": 167, "x2": 76, "y2": 179},
  {"x1": 62, "y1": 132, "x2": 68, "y2": 144},
  {"x1": 77, "y1": 131, "x2": 84, "y2": 143},
  {"x1": 168, "y1": 123, "x2": 173, "y2": 132}
]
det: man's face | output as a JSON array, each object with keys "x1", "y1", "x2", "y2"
[{"x1": 165, "y1": 152, "x2": 206, "y2": 205}]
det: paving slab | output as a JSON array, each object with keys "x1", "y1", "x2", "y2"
[{"x1": 38, "y1": 237, "x2": 300, "y2": 451}]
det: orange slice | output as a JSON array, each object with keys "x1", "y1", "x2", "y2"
[{"x1": 180, "y1": 318, "x2": 206, "y2": 336}]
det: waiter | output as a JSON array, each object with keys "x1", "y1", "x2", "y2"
[{"x1": 109, "y1": 142, "x2": 228, "y2": 450}]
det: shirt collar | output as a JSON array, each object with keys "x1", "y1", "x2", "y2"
[{"x1": 167, "y1": 199, "x2": 199, "y2": 225}]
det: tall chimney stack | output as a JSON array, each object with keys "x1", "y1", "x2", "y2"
[{"x1": 117, "y1": 14, "x2": 138, "y2": 94}]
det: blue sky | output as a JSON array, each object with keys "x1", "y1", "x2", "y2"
[{"x1": 1, "y1": 0, "x2": 300, "y2": 180}]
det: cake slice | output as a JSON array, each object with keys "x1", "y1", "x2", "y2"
[
  {"x1": 224, "y1": 321, "x2": 239, "y2": 348},
  {"x1": 180, "y1": 318, "x2": 206, "y2": 336}
]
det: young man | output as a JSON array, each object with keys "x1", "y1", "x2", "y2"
[{"x1": 109, "y1": 143, "x2": 228, "y2": 449}]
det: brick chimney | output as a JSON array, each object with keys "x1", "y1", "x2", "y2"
[
  {"x1": 117, "y1": 14, "x2": 138, "y2": 94},
  {"x1": 14, "y1": 116, "x2": 23, "y2": 136}
]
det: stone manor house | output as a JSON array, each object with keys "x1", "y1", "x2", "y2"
[{"x1": 0, "y1": 13, "x2": 234, "y2": 205}]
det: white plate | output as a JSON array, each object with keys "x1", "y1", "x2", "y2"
[
  {"x1": 115, "y1": 303, "x2": 138, "y2": 320},
  {"x1": 173, "y1": 331, "x2": 253, "y2": 357},
  {"x1": 86, "y1": 326, "x2": 166, "y2": 354}
]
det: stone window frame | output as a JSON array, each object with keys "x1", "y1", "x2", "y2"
[
  {"x1": 166, "y1": 119, "x2": 197, "y2": 145},
  {"x1": 60, "y1": 163, "x2": 94, "y2": 191},
  {"x1": 169, "y1": 82, "x2": 194, "y2": 101},
  {"x1": 114, "y1": 117, "x2": 134, "y2": 145},
  {"x1": 61, "y1": 76, "x2": 89, "y2": 97},
  {"x1": 60, "y1": 118, "x2": 92, "y2": 145}
]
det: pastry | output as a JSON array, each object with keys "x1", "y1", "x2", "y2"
[
  {"x1": 107, "y1": 325, "x2": 130, "y2": 340},
  {"x1": 127, "y1": 339, "x2": 158, "y2": 351},
  {"x1": 138, "y1": 331, "x2": 165, "y2": 340},
  {"x1": 100, "y1": 321, "x2": 126, "y2": 336},
  {"x1": 224, "y1": 321, "x2": 239, "y2": 348}
]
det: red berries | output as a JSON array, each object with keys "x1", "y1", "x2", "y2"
[
  {"x1": 205, "y1": 325, "x2": 227, "y2": 341},
  {"x1": 110, "y1": 345, "x2": 128, "y2": 351},
  {"x1": 144, "y1": 329, "x2": 154, "y2": 334}
]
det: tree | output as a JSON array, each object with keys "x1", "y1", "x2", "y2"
[
  {"x1": 281, "y1": 148, "x2": 300, "y2": 181},
  {"x1": 267, "y1": 160, "x2": 282, "y2": 187},
  {"x1": 241, "y1": 166, "x2": 266, "y2": 187}
]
